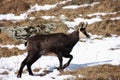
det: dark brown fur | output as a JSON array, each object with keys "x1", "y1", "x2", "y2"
[{"x1": 17, "y1": 22, "x2": 90, "y2": 78}]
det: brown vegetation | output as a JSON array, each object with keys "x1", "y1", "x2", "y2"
[
  {"x1": 88, "y1": 19, "x2": 120, "y2": 36},
  {"x1": 61, "y1": 64, "x2": 120, "y2": 80},
  {"x1": 24, "y1": 0, "x2": 65, "y2": 6},
  {"x1": 0, "y1": 0, "x2": 30, "y2": 15},
  {"x1": 0, "y1": 32, "x2": 21, "y2": 45},
  {"x1": 0, "y1": 47, "x2": 26, "y2": 57},
  {"x1": 0, "y1": 71, "x2": 9, "y2": 75}
]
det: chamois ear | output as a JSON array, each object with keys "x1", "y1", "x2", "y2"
[
  {"x1": 79, "y1": 22, "x2": 84, "y2": 28},
  {"x1": 74, "y1": 22, "x2": 88, "y2": 31}
]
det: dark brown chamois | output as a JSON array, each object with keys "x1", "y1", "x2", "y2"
[{"x1": 17, "y1": 22, "x2": 90, "y2": 78}]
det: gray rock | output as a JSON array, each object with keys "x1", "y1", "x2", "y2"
[{"x1": 0, "y1": 23, "x2": 57, "y2": 41}]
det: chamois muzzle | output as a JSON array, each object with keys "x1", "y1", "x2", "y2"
[{"x1": 78, "y1": 22, "x2": 90, "y2": 41}]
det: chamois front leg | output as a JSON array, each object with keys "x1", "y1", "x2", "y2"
[{"x1": 63, "y1": 54, "x2": 73, "y2": 69}]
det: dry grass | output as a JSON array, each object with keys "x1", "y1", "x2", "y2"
[
  {"x1": 101, "y1": 12, "x2": 120, "y2": 20},
  {"x1": 0, "y1": 47, "x2": 26, "y2": 57},
  {"x1": 25, "y1": 0, "x2": 65, "y2": 5},
  {"x1": 109, "y1": 48, "x2": 120, "y2": 50},
  {"x1": 33, "y1": 68, "x2": 41, "y2": 72},
  {"x1": 0, "y1": 71, "x2": 9, "y2": 75},
  {"x1": 88, "y1": 19, "x2": 120, "y2": 36},
  {"x1": 0, "y1": 0, "x2": 120, "y2": 19},
  {"x1": 30, "y1": 0, "x2": 120, "y2": 20},
  {"x1": 0, "y1": 32, "x2": 21, "y2": 45},
  {"x1": 0, "y1": 20, "x2": 15, "y2": 27},
  {"x1": 61, "y1": 64, "x2": 120, "y2": 80},
  {"x1": 0, "y1": 0, "x2": 120, "y2": 36},
  {"x1": 0, "y1": 0, "x2": 30, "y2": 15}
]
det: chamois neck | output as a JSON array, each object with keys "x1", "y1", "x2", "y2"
[{"x1": 69, "y1": 30, "x2": 79, "y2": 42}]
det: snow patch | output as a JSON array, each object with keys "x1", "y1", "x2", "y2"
[
  {"x1": 63, "y1": 2, "x2": 100, "y2": 9},
  {"x1": 64, "y1": 15, "x2": 102, "y2": 28},
  {"x1": 0, "y1": 13, "x2": 27, "y2": 21},
  {"x1": 41, "y1": 16, "x2": 56, "y2": 20},
  {"x1": 0, "y1": 35, "x2": 120, "y2": 80},
  {"x1": 88, "y1": 12, "x2": 120, "y2": 17},
  {"x1": 0, "y1": 44, "x2": 26, "y2": 50},
  {"x1": 0, "y1": 0, "x2": 71, "y2": 21},
  {"x1": 110, "y1": 17, "x2": 120, "y2": 20}
]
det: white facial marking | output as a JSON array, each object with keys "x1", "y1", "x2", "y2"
[
  {"x1": 79, "y1": 31, "x2": 88, "y2": 42},
  {"x1": 79, "y1": 31, "x2": 87, "y2": 39}
]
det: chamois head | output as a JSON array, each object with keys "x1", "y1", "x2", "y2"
[{"x1": 77, "y1": 22, "x2": 90, "y2": 41}]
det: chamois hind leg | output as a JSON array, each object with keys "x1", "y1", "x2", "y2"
[
  {"x1": 63, "y1": 54, "x2": 73, "y2": 69},
  {"x1": 26, "y1": 52, "x2": 41, "y2": 76},
  {"x1": 17, "y1": 57, "x2": 28, "y2": 78},
  {"x1": 17, "y1": 51, "x2": 41, "y2": 78}
]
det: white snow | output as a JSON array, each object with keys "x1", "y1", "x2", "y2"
[
  {"x1": 110, "y1": 17, "x2": 120, "y2": 20},
  {"x1": 63, "y1": 5, "x2": 81, "y2": 9},
  {"x1": 59, "y1": 15, "x2": 68, "y2": 21},
  {"x1": 41, "y1": 16, "x2": 56, "y2": 20},
  {"x1": 87, "y1": 12, "x2": 120, "y2": 21},
  {"x1": 0, "y1": 35, "x2": 120, "y2": 80},
  {"x1": 28, "y1": 4, "x2": 57, "y2": 12},
  {"x1": 0, "y1": 0, "x2": 71, "y2": 21},
  {"x1": 0, "y1": 44, "x2": 26, "y2": 50},
  {"x1": 0, "y1": 3, "x2": 57, "y2": 21},
  {"x1": 63, "y1": 11, "x2": 120, "y2": 28},
  {"x1": 0, "y1": 13, "x2": 27, "y2": 21},
  {"x1": 87, "y1": 12, "x2": 119, "y2": 17},
  {"x1": 62, "y1": 2, "x2": 100, "y2": 9},
  {"x1": 64, "y1": 15, "x2": 102, "y2": 28}
]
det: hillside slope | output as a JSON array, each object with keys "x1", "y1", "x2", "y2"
[
  {"x1": 0, "y1": 0, "x2": 120, "y2": 80},
  {"x1": 0, "y1": 0, "x2": 120, "y2": 32}
]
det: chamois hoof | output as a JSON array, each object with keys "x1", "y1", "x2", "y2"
[
  {"x1": 17, "y1": 75, "x2": 21, "y2": 78},
  {"x1": 63, "y1": 63, "x2": 69, "y2": 69},
  {"x1": 56, "y1": 67, "x2": 63, "y2": 72}
]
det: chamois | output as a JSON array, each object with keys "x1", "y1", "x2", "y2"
[{"x1": 17, "y1": 22, "x2": 90, "y2": 78}]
